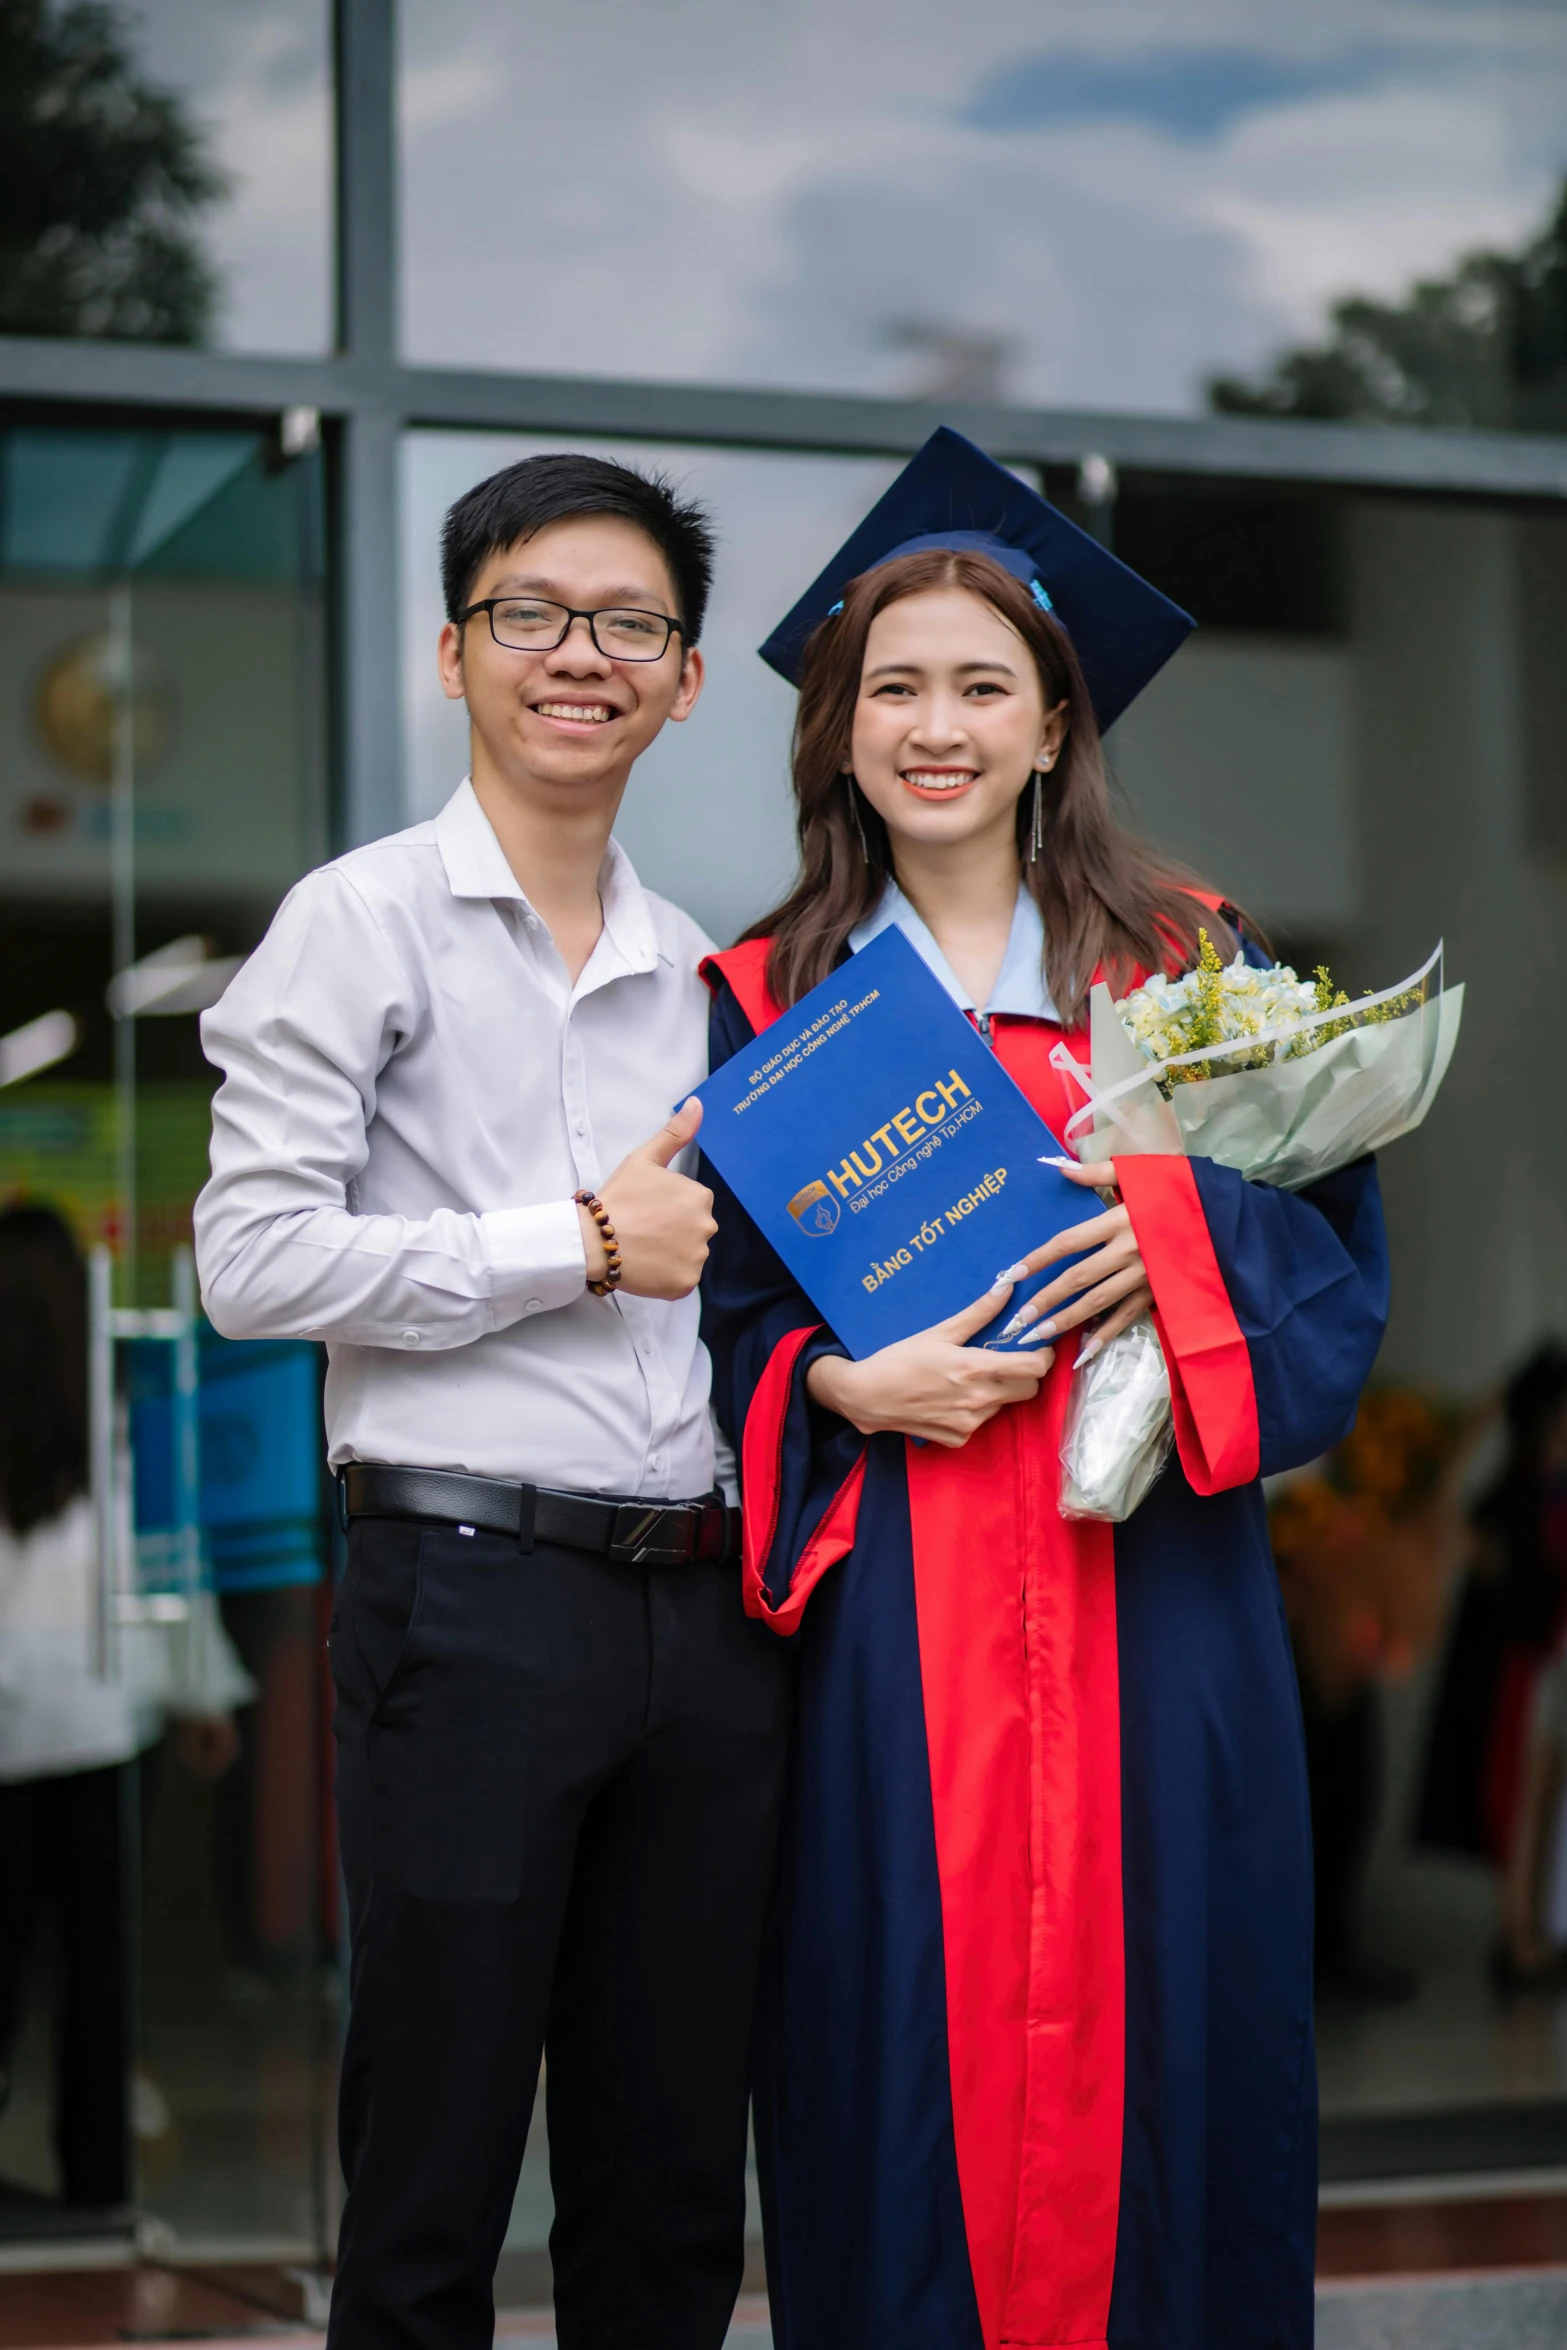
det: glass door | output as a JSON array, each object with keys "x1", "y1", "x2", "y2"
[{"x1": 0, "y1": 419, "x2": 336, "y2": 2265}]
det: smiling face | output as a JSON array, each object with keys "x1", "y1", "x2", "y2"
[
  {"x1": 438, "y1": 513, "x2": 703, "y2": 814},
  {"x1": 846, "y1": 586, "x2": 1067, "y2": 862}
]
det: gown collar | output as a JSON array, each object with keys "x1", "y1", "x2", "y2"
[{"x1": 847, "y1": 878, "x2": 1059, "y2": 1023}]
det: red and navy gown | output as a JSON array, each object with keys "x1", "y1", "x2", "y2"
[{"x1": 699, "y1": 934, "x2": 1390, "y2": 2350}]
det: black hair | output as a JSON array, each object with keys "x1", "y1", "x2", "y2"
[
  {"x1": 440, "y1": 452, "x2": 716, "y2": 642},
  {"x1": 0, "y1": 1204, "x2": 88, "y2": 1537},
  {"x1": 1501, "y1": 1341, "x2": 1567, "y2": 1471}
]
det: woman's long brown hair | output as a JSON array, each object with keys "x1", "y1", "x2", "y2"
[{"x1": 743, "y1": 546, "x2": 1246, "y2": 1026}]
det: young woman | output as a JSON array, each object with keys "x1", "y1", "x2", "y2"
[{"x1": 699, "y1": 440, "x2": 1390, "y2": 2350}]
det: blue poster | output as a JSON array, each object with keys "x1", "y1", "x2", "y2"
[{"x1": 696, "y1": 927, "x2": 1093, "y2": 1359}]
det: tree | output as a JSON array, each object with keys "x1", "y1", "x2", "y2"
[
  {"x1": 1208, "y1": 175, "x2": 1567, "y2": 434},
  {"x1": 0, "y1": 0, "x2": 226, "y2": 344}
]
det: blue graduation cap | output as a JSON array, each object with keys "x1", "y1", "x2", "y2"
[{"x1": 758, "y1": 427, "x2": 1194, "y2": 731}]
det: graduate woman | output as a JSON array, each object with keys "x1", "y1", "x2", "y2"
[{"x1": 699, "y1": 433, "x2": 1389, "y2": 2350}]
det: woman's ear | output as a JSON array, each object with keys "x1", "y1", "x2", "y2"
[{"x1": 1035, "y1": 697, "x2": 1070, "y2": 769}]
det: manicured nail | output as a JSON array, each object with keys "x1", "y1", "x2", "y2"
[
  {"x1": 992, "y1": 1260, "x2": 1030, "y2": 1290},
  {"x1": 1077, "y1": 1334, "x2": 1102, "y2": 1365},
  {"x1": 1016, "y1": 1326, "x2": 1055, "y2": 1348},
  {"x1": 1039, "y1": 1154, "x2": 1075, "y2": 1168}
]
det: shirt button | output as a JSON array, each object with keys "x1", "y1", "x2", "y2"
[
  {"x1": 523, "y1": 1297, "x2": 543, "y2": 1314},
  {"x1": 574, "y1": 1117, "x2": 586, "y2": 1136},
  {"x1": 401, "y1": 1329, "x2": 421, "y2": 1348}
]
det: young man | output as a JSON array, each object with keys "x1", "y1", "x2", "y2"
[{"x1": 194, "y1": 456, "x2": 793, "y2": 2350}]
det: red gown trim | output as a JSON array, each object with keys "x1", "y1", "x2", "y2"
[
  {"x1": 700, "y1": 939, "x2": 778, "y2": 1033},
  {"x1": 1114, "y1": 1154, "x2": 1261, "y2": 1494},
  {"x1": 739, "y1": 1321, "x2": 867, "y2": 1636}
]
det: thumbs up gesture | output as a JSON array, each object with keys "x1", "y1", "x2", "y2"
[{"x1": 580, "y1": 1097, "x2": 717, "y2": 1300}]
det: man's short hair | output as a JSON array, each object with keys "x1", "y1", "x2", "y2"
[{"x1": 441, "y1": 452, "x2": 717, "y2": 643}]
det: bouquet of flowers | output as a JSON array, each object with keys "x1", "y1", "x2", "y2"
[{"x1": 1054, "y1": 935, "x2": 1464, "y2": 1520}]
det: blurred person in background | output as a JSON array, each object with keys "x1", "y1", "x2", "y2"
[
  {"x1": 1420, "y1": 1342, "x2": 1567, "y2": 1989},
  {"x1": 1271, "y1": 1390, "x2": 1487, "y2": 2002},
  {"x1": 0, "y1": 1205, "x2": 247, "y2": 2214}
]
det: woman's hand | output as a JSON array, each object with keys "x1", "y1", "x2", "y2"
[
  {"x1": 997, "y1": 1158, "x2": 1153, "y2": 1363},
  {"x1": 806, "y1": 1281, "x2": 1053, "y2": 1449}
]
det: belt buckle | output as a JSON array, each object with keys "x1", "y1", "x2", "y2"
[{"x1": 610, "y1": 1503, "x2": 697, "y2": 1566}]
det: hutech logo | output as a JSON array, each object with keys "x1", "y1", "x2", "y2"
[
  {"x1": 785, "y1": 1068, "x2": 976, "y2": 1239},
  {"x1": 787, "y1": 1178, "x2": 840, "y2": 1236}
]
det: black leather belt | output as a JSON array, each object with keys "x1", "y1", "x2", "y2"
[{"x1": 338, "y1": 1462, "x2": 741, "y2": 1567}]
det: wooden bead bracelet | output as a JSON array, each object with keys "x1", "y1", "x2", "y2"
[{"x1": 574, "y1": 1188, "x2": 623, "y2": 1296}]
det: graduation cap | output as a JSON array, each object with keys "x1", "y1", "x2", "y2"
[{"x1": 758, "y1": 426, "x2": 1194, "y2": 732}]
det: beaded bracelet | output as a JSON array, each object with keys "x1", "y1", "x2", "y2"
[{"x1": 574, "y1": 1188, "x2": 623, "y2": 1296}]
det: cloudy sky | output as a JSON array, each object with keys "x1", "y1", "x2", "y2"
[
  {"x1": 138, "y1": 1, "x2": 1564, "y2": 411},
  {"x1": 395, "y1": 0, "x2": 1565, "y2": 408}
]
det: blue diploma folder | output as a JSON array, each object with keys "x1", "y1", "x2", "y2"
[{"x1": 697, "y1": 926, "x2": 1094, "y2": 1360}]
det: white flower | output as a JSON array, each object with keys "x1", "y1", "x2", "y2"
[{"x1": 1116, "y1": 953, "x2": 1323, "y2": 1076}]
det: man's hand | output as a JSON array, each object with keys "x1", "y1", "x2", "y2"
[
  {"x1": 582, "y1": 1097, "x2": 717, "y2": 1300},
  {"x1": 806, "y1": 1281, "x2": 1053, "y2": 1449}
]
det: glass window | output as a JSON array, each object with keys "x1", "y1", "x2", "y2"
[
  {"x1": 399, "y1": 2, "x2": 1567, "y2": 425},
  {"x1": 1, "y1": 1, "x2": 332, "y2": 355},
  {"x1": 0, "y1": 422, "x2": 334, "y2": 2252}
]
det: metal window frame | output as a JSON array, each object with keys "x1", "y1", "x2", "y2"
[{"x1": 0, "y1": 0, "x2": 1564, "y2": 848}]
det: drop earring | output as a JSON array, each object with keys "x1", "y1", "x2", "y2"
[{"x1": 1029, "y1": 760, "x2": 1050, "y2": 864}]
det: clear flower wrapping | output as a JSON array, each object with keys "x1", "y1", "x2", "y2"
[
  {"x1": 1053, "y1": 939, "x2": 1464, "y2": 1521},
  {"x1": 1058, "y1": 1315, "x2": 1174, "y2": 1522}
]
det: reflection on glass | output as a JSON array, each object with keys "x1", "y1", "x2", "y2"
[
  {"x1": 0, "y1": 422, "x2": 333, "y2": 2256},
  {"x1": 0, "y1": 1, "x2": 331, "y2": 355},
  {"x1": 399, "y1": 1, "x2": 1567, "y2": 418},
  {"x1": 1209, "y1": 178, "x2": 1567, "y2": 432}
]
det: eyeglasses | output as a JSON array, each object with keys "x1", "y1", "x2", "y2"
[{"x1": 458, "y1": 596, "x2": 687, "y2": 662}]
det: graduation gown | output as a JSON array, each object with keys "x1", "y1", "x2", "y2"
[{"x1": 699, "y1": 925, "x2": 1390, "y2": 2350}]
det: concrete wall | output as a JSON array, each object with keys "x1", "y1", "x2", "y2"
[
  {"x1": 1344, "y1": 502, "x2": 1567, "y2": 1389},
  {"x1": 1116, "y1": 502, "x2": 1567, "y2": 1394},
  {"x1": 1113, "y1": 637, "x2": 1361, "y2": 938}
]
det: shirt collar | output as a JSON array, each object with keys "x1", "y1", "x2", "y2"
[
  {"x1": 847, "y1": 878, "x2": 1058, "y2": 1022},
  {"x1": 434, "y1": 778, "x2": 661, "y2": 978}
]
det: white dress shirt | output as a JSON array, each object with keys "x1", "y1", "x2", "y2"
[
  {"x1": 194, "y1": 780, "x2": 722, "y2": 1500},
  {"x1": 848, "y1": 879, "x2": 1059, "y2": 1019},
  {"x1": 0, "y1": 1496, "x2": 253, "y2": 1782}
]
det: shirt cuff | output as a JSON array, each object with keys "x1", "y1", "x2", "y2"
[{"x1": 482, "y1": 1198, "x2": 588, "y2": 1326}]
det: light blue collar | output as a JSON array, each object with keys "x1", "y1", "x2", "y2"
[{"x1": 847, "y1": 879, "x2": 1058, "y2": 1022}]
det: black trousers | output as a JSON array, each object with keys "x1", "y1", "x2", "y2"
[
  {"x1": 0, "y1": 1761, "x2": 130, "y2": 2208},
  {"x1": 1298, "y1": 1666, "x2": 1381, "y2": 1975},
  {"x1": 326, "y1": 1513, "x2": 794, "y2": 2350}
]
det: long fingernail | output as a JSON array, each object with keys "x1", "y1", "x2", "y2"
[
  {"x1": 1039, "y1": 1154, "x2": 1075, "y2": 1168},
  {"x1": 1016, "y1": 1326, "x2": 1055, "y2": 1348},
  {"x1": 1077, "y1": 1334, "x2": 1102, "y2": 1365},
  {"x1": 991, "y1": 1260, "x2": 1030, "y2": 1291}
]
